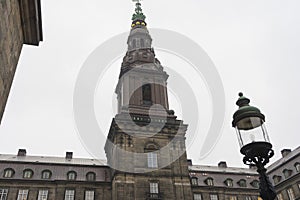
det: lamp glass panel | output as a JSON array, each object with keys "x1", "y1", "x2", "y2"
[{"x1": 235, "y1": 117, "x2": 269, "y2": 147}]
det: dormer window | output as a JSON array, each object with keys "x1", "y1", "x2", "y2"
[
  {"x1": 224, "y1": 178, "x2": 233, "y2": 187},
  {"x1": 3, "y1": 168, "x2": 14, "y2": 178},
  {"x1": 191, "y1": 177, "x2": 198, "y2": 186},
  {"x1": 295, "y1": 162, "x2": 300, "y2": 172},
  {"x1": 237, "y1": 179, "x2": 247, "y2": 187},
  {"x1": 67, "y1": 171, "x2": 77, "y2": 180},
  {"x1": 204, "y1": 177, "x2": 214, "y2": 186},
  {"x1": 283, "y1": 169, "x2": 293, "y2": 178},
  {"x1": 86, "y1": 172, "x2": 96, "y2": 181},
  {"x1": 23, "y1": 169, "x2": 33, "y2": 179},
  {"x1": 250, "y1": 180, "x2": 259, "y2": 188},
  {"x1": 41, "y1": 170, "x2": 52, "y2": 179},
  {"x1": 272, "y1": 175, "x2": 282, "y2": 184}
]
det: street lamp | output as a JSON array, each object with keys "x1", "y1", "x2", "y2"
[{"x1": 232, "y1": 92, "x2": 276, "y2": 200}]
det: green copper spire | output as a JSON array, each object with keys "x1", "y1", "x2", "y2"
[{"x1": 132, "y1": 0, "x2": 146, "y2": 22}]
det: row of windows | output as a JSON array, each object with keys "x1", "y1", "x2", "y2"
[
  {"x1": 2, "y1": 168, "x2": 96, "y2": 181},
  {"x1": 0, "y1": 189, "x2": 95, "y2": 200},
  {"x1": 193, "y1": 193, "x2": 255, "y2": 200},
  {"x1": 277, "y1": 184, "x2": 300, "y2": 200},
  {"x1": 273, "y1": 162, "x2": 300, "y2": 184},
  {"x1": 191, "y1": 177, "x2": 259, "y2": 188}
]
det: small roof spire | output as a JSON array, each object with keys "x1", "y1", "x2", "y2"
[{"x1": 131, "y1": 0, "x2": 147, "y2": 28}]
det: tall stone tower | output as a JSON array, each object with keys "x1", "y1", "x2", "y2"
[{"x1": 105, "y1": 1, "x2": 193, "y2": 199}]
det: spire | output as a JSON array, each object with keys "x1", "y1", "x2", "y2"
[{"x1": 131, "y1": 0, "x2": 147, "y2": 28}]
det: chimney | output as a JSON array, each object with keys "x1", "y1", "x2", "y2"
[
  {"x1": 281, "y1": 149, "x2": 291, "y2": 157},
  {"x1": 17, "y1": 149, "x2": 27, "y2": 156},
  {"x1": 66, "y1": 152, "x2": 73, "y2": 160},
  {"x1": 218, "y1": 161, "x2": 227, "y2": 168},
  {"x1": 187, "y1": 159, "x2": 193, "y2": 166}
]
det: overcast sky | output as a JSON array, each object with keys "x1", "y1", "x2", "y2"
[{"x1": 0, "y1": 0, "x2": 300, "y2": 168}]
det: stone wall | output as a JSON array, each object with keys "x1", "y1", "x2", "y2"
[{"x1": 0, "y1": 0, "x2": 24, "y2": 123}]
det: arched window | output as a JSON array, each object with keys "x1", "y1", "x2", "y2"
[
  {"x1": 142, "y1": 84, "x2": 152, "y2": 105},
  {"x1": 283, "y1": 169, "x2": 293, "y2": 178},
  {"x1": 67, "y1": 171, "x2": 77, "y2": 180},
  {"x1": 272, "y1": 175, "x2": 282, "y2": 184},
  {"x1": 250, "y1": 180, "x2": 259, "y2": 188},
  {"x1": 86, "y1": 172, "x2": 96, "y2": 181},
  {"x1": 204, "y1": 177, "x2": 214, "y2": 186},
  {"x1": 23, "y1": 169, "x2": 33, "y2": 178},
  {"x1": 41, "y1": 170, "x2": 52, "y2": 179},
  {"x1": 237, "y1": 179, "x2": 247, "y2": 187},
  {"x1": 224, "y1": 178, "x2": 233, "y2": 187},
  {"x1": 191, "y1": 177, "x2": 198, "y2": 186},
  {"x1": 3, "y1": 168, "x2": 15, "y2": 178}
]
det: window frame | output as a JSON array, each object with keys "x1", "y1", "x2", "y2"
[
  {"x1": 209, "y1": 194, "x2": 218, "y2": 200},
  {"x1": 37, "y1": 189, "x2": 48, "y2": 200},
  {"x1": 224, "y1": 178, "x2": 233, "y2": 187},
  {"x1": 67, "y1": 171, "x2": 77, "y2": 181},
  {"x1": 283, "y1": 169, "x2": 293, "y2": 178},
  {"x1": 64, "y1": 189, "x2": 75, "y2": 200},
  {"x1": 238, "y1": 179, "x2": 247, "y2": 187},
  {"x1": 0, "y1": 188, "x2": 8, "y2": 200},
  {"x1": 149, "y1": 182, "x2": 159, "y2": 194},
  {"x1": 41, "y1": 170, "x2": 52, "y2": 179},
  {"x1": 287, "y1": 188, "x2": 295, "y2": 200},
  {"x1": 86, "y1": 172, "x2": 96, "y2": 181},
  {"x1": 84, "y1": 190, "x2": 95, "y2": 200},
  {"x1": 3, "y1": 168, "x2": 14, "y2": 178},
  {"x1": 191, "y1": 177, "x2": 198, "y2": 186},
  {"x1": 147, "y1": 152, "x2": 158, "y2": 168},
  {"x1": 295, "y1": 162, "x2": 300, "y2": 172},
  {"x1": 17, "y1": 189, "x2": 29, "y2": 200},
  {"x1": 205, "y1": 178, "x2": 214, "y2": 186},
  {"x1": 23, "y1": 169, "x2": 34, "y2": 179},
  {"x1": 193, "y1": 193, "x2": 202, "y2": 200}
]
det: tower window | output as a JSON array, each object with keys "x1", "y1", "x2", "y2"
[
  {"x1": 147, "y1": 152, "x2": 158, "y2": 168},
  {"x1": 142, "y1": 84, "x2": 152, "y2": 105}
]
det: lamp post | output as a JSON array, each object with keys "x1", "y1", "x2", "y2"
[{"x1": 232, "y1": 93, "x2": 276, "y2": 200}]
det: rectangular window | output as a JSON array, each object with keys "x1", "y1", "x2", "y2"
[
  {"x1": 0, "y1": 189, "x2": 8, "y2": 200},
  {"x1": 287, "y1": 188, "x2": 295, "y2": 200},
  {"x1": 85, "y1": 190, "x2": 94, "y2": 200},
  {"x1": 149, "y1": 182, "x2": 158, "y2": 194},
  {"x1": 17, "y1": 190, "x2": 28, "y2": 200},
  {"x1": 229, "y1": 196, "x2": 237, "y2": 200},
  {"x1": 194, "y1": 193, "x2": 202, "y2": 200},
  {"x1": 147, "y1": 152, "x2": 158, "y2": 168},
  {"x1": 210, "y1": 194, "x2": 218, "y2": 200},
  {"x1": 64, "y1": 190, "x2": 75, "y2": 200},
  {"x1": 277, "y1": 193, "x2": 284, "y2": 200},
  {"x1": 38, "y1": 190, "x2": 48, "y2": 200}
]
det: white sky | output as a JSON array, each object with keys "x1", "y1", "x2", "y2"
[{"x1": 0, "y1": 0, "x2": 300, "y2": 167}]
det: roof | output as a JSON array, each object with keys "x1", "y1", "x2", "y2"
[
  {"x1": 267, "y1": 146, "x2": 300, "y2": 173},
  {"x1": 189, "y1": 165, "x2": 258, "y2": 175},
  {"x1": 0, "y1": 154, "x2": 107, "y2": 167}
]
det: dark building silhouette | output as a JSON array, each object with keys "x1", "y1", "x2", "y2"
[{"x1": 0, "y1": 0, "x2": 43, "y2": 123}]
